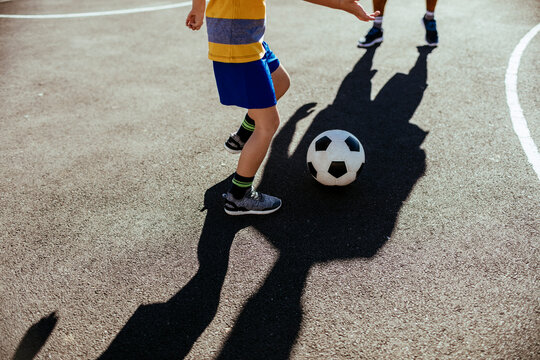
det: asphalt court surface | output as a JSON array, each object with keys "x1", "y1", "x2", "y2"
[{"x1": 1, "y1": 0, "x2": 539, "y2": 359}]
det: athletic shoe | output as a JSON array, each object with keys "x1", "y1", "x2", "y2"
[
  {"x1": 358, "y1": 27, "x2": 383, "y2": 48},
  {"x1": 222, "y1": 187, "x2": 282, "y2": 215},
  {"x1": 422, "y1": 17, "x2": 439, "y2": 46},
  {"x1": 224, "y1": 132, "x2": 245, "y2": 154}
]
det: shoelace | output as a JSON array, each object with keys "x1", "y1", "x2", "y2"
[{"x1": 248, "y1": 189, "x2": 262, "y2": 201}]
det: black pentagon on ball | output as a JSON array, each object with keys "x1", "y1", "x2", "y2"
[
  {"x1": 315, "y1": 136, "x2": 332, "y2": 151},
  {"x1": 307, "y1": 162, "x2": 317, "y2": 177},
  {"x1": 328, "y1": 161, "x2": 348, "y2": 178},
  {"x1": 344, "y1": 136, "x2": 361, "y2": 152}
]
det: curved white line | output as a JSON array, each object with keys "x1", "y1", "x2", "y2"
[
  {"x1": 505, "y1": 23, "x2": 540, "y2": 181},
  {"x1": 0, "y1": 2, "x2": 191, "y2": 19}
]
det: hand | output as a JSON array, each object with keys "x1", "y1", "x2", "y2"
[
  {"x1": 339, "y1": 0, "x2": 380, "y2": 21},
  {"x1": 186, "y1": 8, "x2": 204, "y2": 30}
]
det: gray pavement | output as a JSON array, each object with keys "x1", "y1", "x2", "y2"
[{"x1": 1, "y1": 0, "x2": 539, "y2": 359}]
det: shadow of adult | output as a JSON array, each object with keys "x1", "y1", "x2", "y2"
[
  {"x1": 216, "y1": 46, "x2": 433, "y2": 359},
  {"x1": 98, "y1": 45, "x2": 432, "y2": 360}
]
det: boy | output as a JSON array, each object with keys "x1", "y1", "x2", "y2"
[
  {"x1": 358, "y1": 0, "x2": 438, "y2": 48},
  {"x1": 186, "y1": 0, "x2": 378, "y2": 215}
]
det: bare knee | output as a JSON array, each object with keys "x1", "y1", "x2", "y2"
[
  {"x1": 257, "y1": 115, "x2": 280, "y2": 135},
  {"x1": 248, "y1": 107, "x2": 280, "y2": 136}
]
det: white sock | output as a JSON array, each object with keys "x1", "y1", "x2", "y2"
[
  {"x1": 374, "y1": 16, "x2": 383, "y2": 29},
  {"x1": 425, "y1": 11, "x2": 435, "y2": 20}
]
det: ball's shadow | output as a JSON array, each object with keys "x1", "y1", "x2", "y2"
[{"x1": 97, "y1": 46, "x2": 432, "y2": 360}]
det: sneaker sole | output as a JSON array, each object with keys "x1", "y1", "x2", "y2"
[
  {"x1": 224, "y1": 143, "x2": 242, "y2": 154},
  {"x1": 357, "y1": 37, "x2": 383, "y2": 48},
  {"x1": 224, "y1": 202, "x2": 282, "y2": 216}
]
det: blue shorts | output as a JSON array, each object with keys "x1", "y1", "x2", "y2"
[{"x1": 212, "y1": 42, "x2": 280, "y2": 109}]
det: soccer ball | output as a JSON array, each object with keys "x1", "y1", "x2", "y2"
[{"x1": 306, "y1": 129, "x2": 365, "y2": 186}]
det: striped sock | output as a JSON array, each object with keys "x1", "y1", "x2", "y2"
[
  {"x1": 236, "y1": 114, "x2": 255, "y2": 143},
  {"x1": 373, "y1": 16, "x2": 383, "y2": 29},
  {"x1": 230, "y1": 173, "x2": 254, "y2": 199}
]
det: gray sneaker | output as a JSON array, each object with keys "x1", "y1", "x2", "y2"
[
  {"x1": 222, "y1": 187, "x2": 282, "y2": 215},
  {"x1": 224, "y1": 133, "x2": 245, "y2": 154}
]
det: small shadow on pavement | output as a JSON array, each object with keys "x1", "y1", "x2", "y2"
[{"x1": 13, "y1": 312, "x2": 58, "y2": 360}]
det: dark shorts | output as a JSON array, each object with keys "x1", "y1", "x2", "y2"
[{"x1": 212, "y1": 42, "x2": 280, "y2": 109}]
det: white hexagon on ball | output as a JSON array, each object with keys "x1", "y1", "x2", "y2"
[{"x1": 306, "y1": 129, "x2": 365, "y2": 186}]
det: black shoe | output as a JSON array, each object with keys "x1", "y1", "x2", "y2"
[
  {"x1": 224, "y1": 132, "x2": 245, "y2": 154},
  {"x1": 422, "y1": 17, "x2": 438, "y2": 46},
  {"x1": 358, "y1": 27, "x2": 383, "y2": 48}
]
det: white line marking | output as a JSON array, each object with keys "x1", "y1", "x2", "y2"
[
  {"x1": 505, "y1": 23, "x2": 540, "y2": 181},
  {"x1": 0, "y1": 2, "x2": 191, "y2": 19}
]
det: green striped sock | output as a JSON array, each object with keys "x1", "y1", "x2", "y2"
[
  {"x1": 230, "y1": 173, "x2": 254, "y2": 199},
  {"x1": 236, "y1": 114, "x2": 255, "y2": 143}
]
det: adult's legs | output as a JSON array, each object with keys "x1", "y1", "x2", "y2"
[
  {"x1": 373, "y1": 0, "x2": 388, "y2": 15},
  {"x1": 358, "y1": 0, "x2": 387, "y2": 47},
  {"x1": 426, "y1": 0, "x2": 437, "y2": 13},
  {"x1": 423, "y1": 0, "x2": 439, "y2": 45}
]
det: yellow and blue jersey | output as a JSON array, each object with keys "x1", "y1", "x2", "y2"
[{"x1": 206, "y1": 0, "x2": 266, "y2": 63}]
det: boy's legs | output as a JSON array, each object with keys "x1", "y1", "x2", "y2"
[
  {"x1": 238, "y1": 106, "x2": 280, "y2": 177},
  {"x1": 239, "y1": 65, "x2": 290, "y2": 164},
  {"x1": 225, "y1": 64, "x2": 290, "y2": 153},
  {"x1": 240, "y1": 65, "x2": 290, "y2": 173},
  {"x1": 223, "y1": 65, "x2": 289, "y2": 215},
  {"x1": 357, "y1": 0, "x2": 387, "y2": 48},
  {"x1": 223, "y1": 105, "x2": 282, "y2": 215}
]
